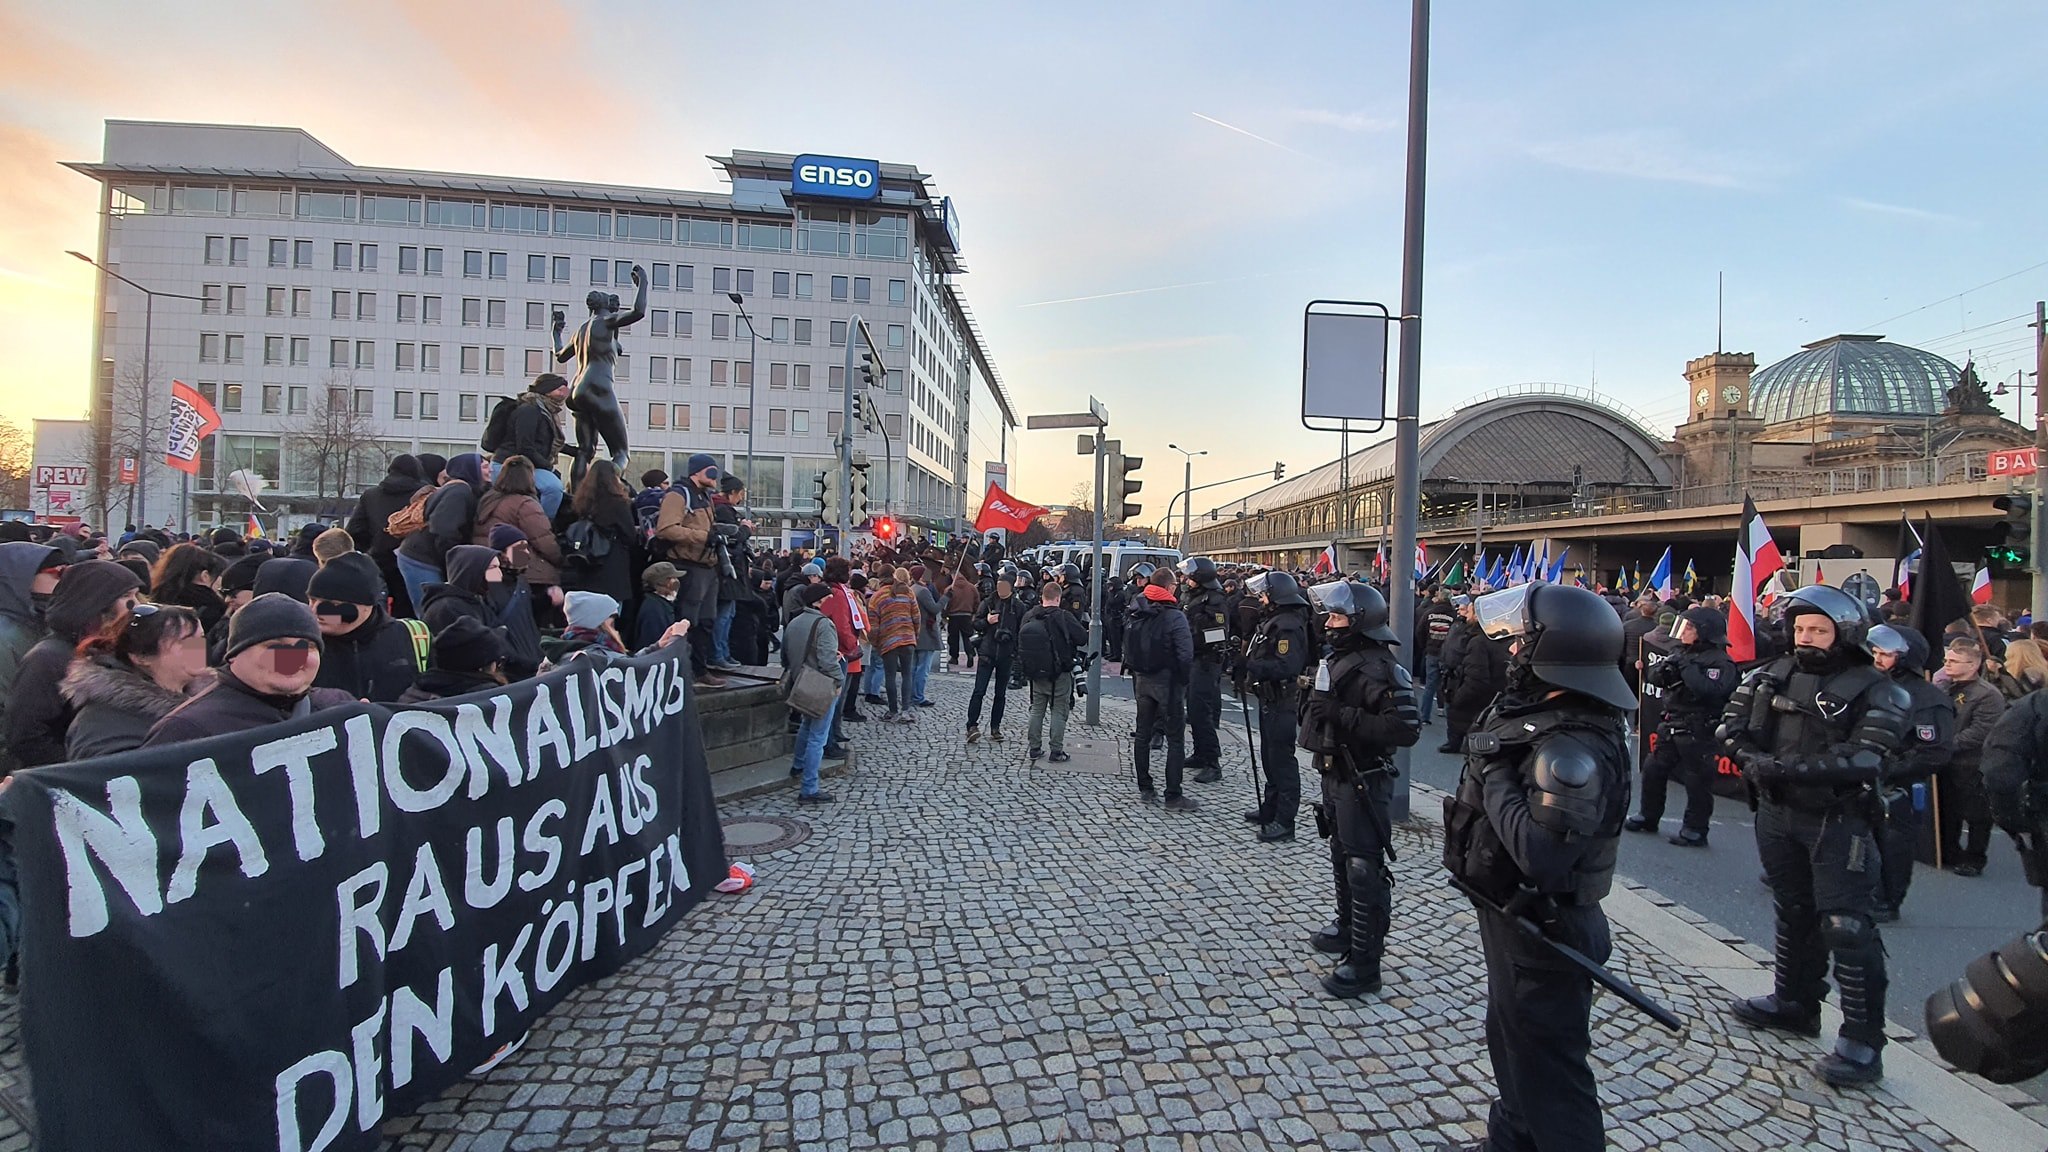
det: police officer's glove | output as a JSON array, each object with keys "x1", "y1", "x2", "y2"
[
  {"x1": 1733, "y1": 749, "x2": 1779, "y2": 780},
  {"x1": 1645, "y1": 659, "x2": 1682, "y2": 688}
]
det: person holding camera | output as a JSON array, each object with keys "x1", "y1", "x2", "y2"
[
  {"x1": 965, "y1": 565, "x2": 1025, "y2": 744},
  {"x1": 653, "y1": 453, "x2": 731, "y2": 690}
]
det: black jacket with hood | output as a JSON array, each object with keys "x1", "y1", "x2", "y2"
[
  {"x1": 346, "y1": 457, "x2": 426, "y2": 560},
  {"x1": 419, "y1": 545, "x2": 499, "y2": 635},
  {"x1": 398, "y1": 454, "x2": 485, "y2": 569},
  {"x1": 312, "y1": 605, "x2": 423, "y2": 703},
  {"x1": 9, "y1": 560, "x2": 143, "y2": 770},
  {"x1": 0, "y1": 541, "x2": 57, "y2": 771}
]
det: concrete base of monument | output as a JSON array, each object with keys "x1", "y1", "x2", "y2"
[{"x1": 696, "y1": 672, "x2": 856, "y2": 801}]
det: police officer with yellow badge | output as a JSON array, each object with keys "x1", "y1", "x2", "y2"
[
  {"x1": 1240, "y1": 572, "x2": 1311, "y2": 842},
  {"x1": 1299, "y1": 579, "x2": 1420, "y2": 997}
]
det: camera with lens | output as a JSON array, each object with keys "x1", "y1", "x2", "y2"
[{"x1": 1926, "y1": 923, "x2": 2048, "y2": 1083}]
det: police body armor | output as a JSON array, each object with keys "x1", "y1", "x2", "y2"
[
  {"x1": 1186, "y1": 587, "x2": 1232, "y2": 665},
  {"x1": 1444, "y1": 703, "x2": 1631, "y2": 907},
  {"x1": 1721, "y1": 657, "x2": 1906, "y2": 812},
  {"x1": 1299, "y1": 645, "x2": 1420, "y2": 781},
  {"x1": 1246, "y1": 608, "x2": 1309, "y2": 703}
]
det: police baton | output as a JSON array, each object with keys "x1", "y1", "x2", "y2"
[
  {"x1": 1449, "y1": 877, "x2": 1686, "y2": 1034},
  {"x1": 1237, "y1": 690, "x2": 1263, "y2": 804}
]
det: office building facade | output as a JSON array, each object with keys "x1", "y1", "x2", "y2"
[{"x1": 63, "y1": 121, "x2": 1017, "y2": 541}]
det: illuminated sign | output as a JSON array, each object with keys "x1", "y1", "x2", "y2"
[{"x1": 791, "y1": 154, "x2": 880, "y2": 201}]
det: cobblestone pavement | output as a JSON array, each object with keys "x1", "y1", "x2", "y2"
[{"x1": 0, "y1": 669, "x2": 2019, "y2": 1150}]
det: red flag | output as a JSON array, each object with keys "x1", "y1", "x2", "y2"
[
  {"x1": 164, "y1": 380, "x2": 222, "y2": 475},
  {"x1": 1729, "y1": 495, "x2": 1783, "y2": 663},
  {"x1": 972, "y1": 483, "x2": 1049, "y2": 534}
]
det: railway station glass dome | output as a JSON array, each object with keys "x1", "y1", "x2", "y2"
[{"x1": 1748, "y1": 334, "x2": 1961, "y2": 424}]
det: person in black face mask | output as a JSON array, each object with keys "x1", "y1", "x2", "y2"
[
  {"x1": 1627, "y1": 605, "x2": 1738, "y2": 846},
  {"x1": 307, "y1": 553, "x2": 426, "y2": 702},
  {"x1": 1298, "y1": 580, "x2": 1420, "y2": 998},
  {"x1": 1718, "y1": 584, "x2": 1911, "y2": 1087}
]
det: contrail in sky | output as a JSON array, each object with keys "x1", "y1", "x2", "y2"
[
  {"x1": 1191, "y1": 111, "x2": 1316, "y2": 159},
  {"x1": 1019, "y1": 274, "x2": 1271, "y2": 309}
]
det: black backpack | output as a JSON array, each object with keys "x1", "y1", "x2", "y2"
[
  {"x1": 1123, "y1": 607, "x2": 1166, "y2": 674},
  {"x1": 561, "y1": 518, "x2": 614, "y2": 569},
  {"x1": 479, "y1": 396, "x2": 522, "y2": 455},
  {"x1": 1016, "y1": 613, "x2": 1060, "y2": 680}
]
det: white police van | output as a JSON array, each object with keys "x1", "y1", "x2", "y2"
[{"x1": 1024, "y1": 541, "x2": 1183, "y2": 580}]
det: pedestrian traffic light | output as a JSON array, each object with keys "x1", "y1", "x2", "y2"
[
  {"x1": 851, "y1": 464, "x2": 870, "y2": 522},
  {"x1": 1108, "y1": 445, "x2": 1143, "y2": 526},
  {"x1": 1991, "y1": 491, "x2": 2034, "y2": 573},
  {"x1": 1274, "y1": 461, "x2": 1286, "y2": 480}
]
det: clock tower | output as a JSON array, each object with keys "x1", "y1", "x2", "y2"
[{"x1": 1673, "y1": 350, "x2": 1764, "y2": 500}]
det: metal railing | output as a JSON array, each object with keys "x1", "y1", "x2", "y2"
[{"x1": 1195, "y1": 448, "x2": 2001, "y2": 552}]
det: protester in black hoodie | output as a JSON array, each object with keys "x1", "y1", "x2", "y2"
[
  {"x1": 149, "y1": 542, "x2": 229, "y2": 632},
  {"x1": 345, "y1": 454, "x2": 427, "y2": 618},
  {"x1": 145, "y1": 594, "x2": 356, "y2": 747},
  {"x1": 420, "y1": 544, "x2": 502, "y2": 636},
  {"x1": 8, "y1": 559, "x2": 143, "y2": 768},
  {"x1": 397, "y1": 616, "x2": 510, "y2": 703},
  {"x1": 0, "y1": 541, "x2": 64, "y2": 774},
  {"x1": 397, "y1": 452, "x2": 487, "y2": 616},
  {"x1": 308, "y1": 553, "x2": 424, "y2": 702}
]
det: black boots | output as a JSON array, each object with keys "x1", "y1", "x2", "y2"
[
  {"x1": 1322, "y1": 859, "x2": 1386, "y2": 999},
  {"x1": 1309, "y1": 862, "x2": 1350, "y2": 955},
  {"x1": 1727, "y1": 994, "x2": 1822, "y2": 1038}
]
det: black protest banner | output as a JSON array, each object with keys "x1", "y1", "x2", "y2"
[{"x1": 5, "y1": 643, "x2": 726, "y2": 1152}]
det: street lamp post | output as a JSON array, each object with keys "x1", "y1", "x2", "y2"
[
  {"x1": 727, "y1": 292, "x2": 759, "y2": 511},
  {"x1": 1167, "y1": 443, "x2": 1206, "y2": 553},
  {"x1": 70, "y1": 250, "x2": 204, "y2": 531}
]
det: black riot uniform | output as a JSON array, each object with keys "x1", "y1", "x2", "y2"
[
  {"x1": 1628, "y1": 606, "x2": 1739, "y2": 846},
  {"x1": 1241, "y1": 572, "x2": 1312, "y2": 842},
  {"x1": 1298, "y1": 580, "x2": 1421, "y2": 998},
  {"x1": 1865, "y1": 625, "x2": 1952, "y2": 922},
  {"x1": 1180, "y1": 557, "x2": 1231, "y2": 784},
  {"x1": 1719, "y1": 584, "x2": 1912, "y2": 1088},
  {"x1": 1443, "y1": 583, "x2": 1636, "y2": 1152}
]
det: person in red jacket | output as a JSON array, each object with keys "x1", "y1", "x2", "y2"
[{"x1": 818, "y1": 556, "x2": 861, "y2": 752}]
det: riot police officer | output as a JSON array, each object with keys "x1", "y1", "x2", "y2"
[
  {"x1": 1443, "y1": 582, "x2": 1636, "y2": 1151},
  {"x1": 1055, "y1": 561, "x2": 1088, "y2": 616},
  {"x1": 1627, "y1": 605, "x2": 1738, "y2": 847},
  {"x1": 1719, "y1": 584, "x2": 1911, "y2": 1087},
  {"x1": 1180, "y1": 556, "x2": 1231, "y2": 785},
  {"x1": 1865, "y1": 624, "x2": 1952, "y2": 922},
  {"x1": 1240, "y1": 572, "x2": 1311, "y2": 842},
  {"x1": 1299, "y1": 579, "x2": 1420, "y2": 998}
]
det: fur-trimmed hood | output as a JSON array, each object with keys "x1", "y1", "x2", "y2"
[{"x1": 60, "y1": 655, "x2": 201, "y2": 721}]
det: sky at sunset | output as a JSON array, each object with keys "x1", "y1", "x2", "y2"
[{"x1": 3, "y1": 1, "x2": 2046, "y2": 515}]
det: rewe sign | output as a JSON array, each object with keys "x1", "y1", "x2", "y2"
[
  {"x1": 1989, "y1": 447, "x2": 2039, "y2": 477},
  {"x1": 33, "y1": 466, "x2": 87, "y2": 488}
]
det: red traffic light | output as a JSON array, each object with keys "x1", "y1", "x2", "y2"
[{"x1": 875, "y1": 517, "x2": 896, "y2": 539}]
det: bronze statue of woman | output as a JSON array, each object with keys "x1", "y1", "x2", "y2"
[{"x1": 552, "y1": 264, "x2": 646, "y2": 488}]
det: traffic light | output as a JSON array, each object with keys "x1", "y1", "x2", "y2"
[
  {"x1": 1108, "y1": 445, "x2": 1143, "y2": 525},
  {"x1": 851, "y1": 463, "x2": 870, "y2": 522},
  {"x1": 813, "y1": 471, "x2": 828, "y2": 517},
  {"x1": 1273, "y1": 461, "x2": 1286, "y2": 481},
  {"x1": 859, "y1": 346, "x2": 882, "y2": 391},
  {"x1": 875, "y1": 516, "x2": 896, "y2": 541},
  {"x1": 1990, "y1": 490, "x2": 2035, "y2": 573}
]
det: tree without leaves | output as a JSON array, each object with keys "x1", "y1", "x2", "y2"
[
  {"x1": 1056, "y1": 483, "x2": 1097, "y2": 541},
  {"x1": 0, "y1": 418, "x2": 30, "y2": 510},
  {"x1": 77, "y1": 358, "x2": 173, "y2": 531},
  {"x1": 284, "y1": 377, "x2": 386, "y2": 515}
]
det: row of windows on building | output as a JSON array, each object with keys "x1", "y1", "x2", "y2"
[
  {"x1": 195, "y1": 286, "x2": 922, "y2": 360},
  {"x1": 200, "y1": 235, "x2": 913, "y2": 303},
  {"x1": 186, "y1": 380, "x2": 906, "y2": 444},
  {"x1": 193, "y1": 332, "x2": 919, "y2": 393},
  {"x1": 139, "y1": 186, "x2": 914, "y2": 260}
]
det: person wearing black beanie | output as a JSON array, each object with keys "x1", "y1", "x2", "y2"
[
  {"x1": 146, "y1": 593, "x2": 355, "y2": 747},
  {"x1": 253, "y1": 557, "x2": 317, "y2": 603},
  {"x1": 398, "y1": 615, "x2": 510, "y2": 702},
  {"x1": 7, "y1": 559, "x2": 143, "y2": 768},
  {"x1": 308, "y1": 553, "x2": 422, "y2": 702}
]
